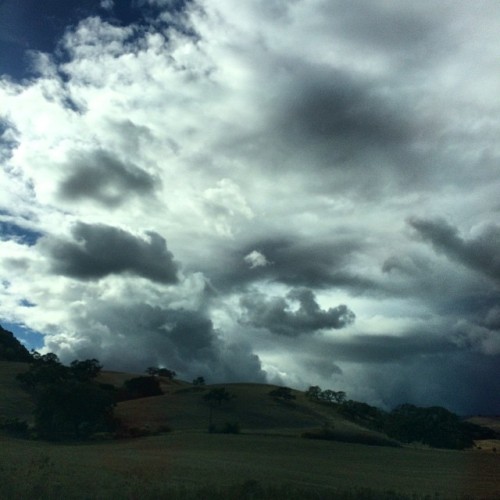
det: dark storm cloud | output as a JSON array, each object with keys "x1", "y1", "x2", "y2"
[
  {"x1": 365, "y1": 351, "x2": 500, "y2": 415},
  {"x1": 58, "y1": 149, "x2": 157, "y2": 207},
  {"x1": 409, "y1": 217, "x2": 500, "y2": 283},
  {"x1": 44, "y1": 222, "x2": 178, "y2": 283},
  {"x1": 55, "y1": 303, "x2": 266, "y2": 383},
  {"x1": 283, "y1": 69, "x2": 411, "y2": 149},
  {"x1": 309, "y1": 330, "x2": 499, "y2": 414},
  {"x1": 325, "y1": 332, "x2": 456, "y2": 364},
  {"x1": 271, "y1": 64, "x2": 424, "y2": 193},
  {"x1": 240, "y1": 288, "x2": 355, "y2": 337},
  {"x1": 212, "y1": 237, "x2": 378, "y2": 292}
]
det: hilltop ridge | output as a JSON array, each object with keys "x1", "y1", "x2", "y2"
[{"x1": 0, "y1": 325, "x2": 32, "y2": 363}]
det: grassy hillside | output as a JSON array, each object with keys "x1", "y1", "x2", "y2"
[{"x1": 114, "y1": 382, "x2": 395, "y2": 446}]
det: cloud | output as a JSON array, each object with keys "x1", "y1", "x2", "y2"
[
  {"x1": 409, "y1": 217, "x2": 500, "y2": 283},
  {"x1": 0, "y1": 1, "x2": 499, "y2": 414},
  {"x1": 58, "y1": 149, "x2": 158, "y2": 208},
  {"x1": 45, "y1": 300, "x2": 266, "y2": 383},
  {"x1": 42, "y1": 222, "x2": 179, "y2": 283},
  {"x1": 100, "y1": 0, "x2": 114, "y2": 10},
  {"x1": 240, "y1": 288, "x2": 355, "y2": 336},
  {"x1": 244, "y1": 250, "x2": 270, "y2": 269}
]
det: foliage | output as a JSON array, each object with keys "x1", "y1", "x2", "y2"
[
  {"x1": 0, "y1": 417, "x2": 29, "y2": 437},
  {"x1": 302, "y1": 424, "x2": 400, "y2": 448},
  {"x1": 34, "y1": 380, "x2": 116, "y2": 440},
  {"x1": 384, "y1": 404, "x2": 476, "y2": 449},
  {"x1": 16, "y1": 352, "x2": 69, "y2": 389},
  {"x1": 338, "y1": 400, "x2": 386, "y2": 431},
  {"x1": 203, "y1": 387, "x2": 236, "y2": 432},
  {"x1": 146, "y1": 367, "x2": 177, "y2": 379},
  {"x1": 203, "y1": 387, "x2": 235, "y2": 406},
  {"x1": 306, "y1": 385, "x2": 346, "y2": 404},
  {"x1": 0, "y1": 324, "x2": 33, "y2": 362},
  {"x1": 269, "y1": 386, "x2": 296, "y2": 401},
  {"x1": 69, "y1": 358, "x2": 102, "y2": 381},
  {"x1": 13, "y1": 351, "x2": 117, "y2": 441},
  {"x1": 193, "y1": 375, "x2": 206, "y2": 385},
  {"x1": 123, "y1": 376, "x2": 163, "y2": 399}
]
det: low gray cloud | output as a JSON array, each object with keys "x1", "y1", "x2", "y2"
[
  {"x1": 59, "y1": 149, "x2": 157, "y2": 207},
  {"x1": 209, "y1": 237, "x2": 377, "y2": 293},
  {"x1": 43, "y1": 222, "x2": 178, "y2": 283},
  {"x1": 325, "y1": 332, "x2": 456, "y2": 364},
  {"x1": 240, "y1": 288, "x2": 355, "y2": 336},
  {"x1": 409, "y1": 217, "x2": 500, "y2": 283},
  {"x1": 49, "y1": 302, "x2": 266, "y2": 383}
]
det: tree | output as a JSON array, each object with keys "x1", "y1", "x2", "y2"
[
  {"x1": 306, "y1": 385, "x2": 322, "y2": 400},
  {"x1": 269, "y1": 386, "x2": 296, "y2": 401},
  {"x1": 123, "y1": 376, "x2": 163, "y2": 399},
  {"x1": 193, "y1": 376, "x2": 205, "y2": 386},
  {"x1": 35, "y1": 380, "x2": 115, "y2": 440},
  {"x1": 70, "y1": 359, "x2": 102, "y2": 381},
  {"x1": 203, "y1": 388, "x2": 235, "y2": 431},
  {"x1": 145, "y1": 367, "x2": 176, "y2": 379},
  {"x1": 16, "y1": 352, "x2": 68, "y2": 389}
]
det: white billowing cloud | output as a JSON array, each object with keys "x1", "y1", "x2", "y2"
[
  {"x1": 244, "y1": 250, "x2": 270, "y2": 269},
  {"x1": 0, "y1": 1, "x2": 499, "y2": 413}
]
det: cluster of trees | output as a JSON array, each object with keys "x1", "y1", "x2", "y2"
[
  {"x1": 385, "y1": 404, "x2": 497, "y2": 449},
  {"x1": 306, "y1": 386, "x2": 346, "y2": 404},
  {"x1": 305, "y1": 385, "x2": 496, "y2": 449},
  {"x1": 16, "y1": 353, "x2": 115, "y2": 440},
  {"x1": 14, "y1": 356, "x2": 180, "y2": 440},
  {"x1": 146, "y1": 367, "x2": 177, "y2": 379},
  {"x1": 269, "y1": 386, "x2": 296, "y2": 401}
]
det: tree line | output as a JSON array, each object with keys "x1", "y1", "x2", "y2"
[{"x1": 304, "y1": 384, "x2": 497, "y2": 449}]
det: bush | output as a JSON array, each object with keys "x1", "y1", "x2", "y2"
[
  {"x1": 35, "y1": 380, "x2": 116, "y2": 440},
  {"x1": 0, "y1": 417, "x2": 29, "y2": 437},
  {"x1": 123, "y1": 376, "x2": 163, "y2": 399},
  {"x1": 302, "y1": 425, "x2": 400, "y2": 447}
]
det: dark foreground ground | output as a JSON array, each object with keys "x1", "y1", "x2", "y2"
[{"x1": 1, "y1": 431, "x2": 499, "y2": 499}]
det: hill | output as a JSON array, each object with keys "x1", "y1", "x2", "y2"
[
  {"x1": 0, "y1": 358, "x2": 497, "y2": 450},
  {"x1": 114, "y1": 382, "x2": 398, "y2": 446},
  {"x1": 0, "y1": 359, "x2": 397, "y2": 446},
  {"x1": 0, "y1": 324, "x2": 32, "y2": 362}
]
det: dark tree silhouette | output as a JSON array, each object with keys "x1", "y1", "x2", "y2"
[
  {"x1": 269, "y1": 386, "x2": 296, "y2": 401},
  {"x1": 193, "y1": 376, "x2": 205, "y2": 386},
  {"x1": 123, "y1": 376, "x2": 163, "y2": 399},
  {"x1": 202, "y1": 388, "x2": 235, "y2": 432},
  {"x1": 35, "y1": 380, "x2": 115, "y2": 440},
  {"x1": 70, "y1": 359, "x2": 102, "y2": 381}
]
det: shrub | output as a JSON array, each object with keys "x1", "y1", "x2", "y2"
[
  {"x1": 0, "y1": 417, "x2": 29, "y2": 437},
  {"x1": 123, "y1": 376, "x2": 163, "y2": 399}
]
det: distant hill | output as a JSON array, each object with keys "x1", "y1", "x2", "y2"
[
  {"x1": 0, "y1": 354, "x2": 497, "y2": 450},
  {"x1": 0, "y1": 325, "x2": 32, "y2": 362}
]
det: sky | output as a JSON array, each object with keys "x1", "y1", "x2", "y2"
[{"x1": 0, "y1": 0, "x2": 499, "y2": 415}]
